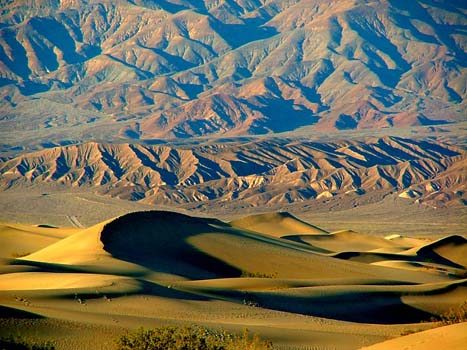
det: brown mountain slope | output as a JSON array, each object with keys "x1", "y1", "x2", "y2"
[
  {"x1": 0, "y1": 136, "x2": 465, "y2": 209},
  {"x1": 0, "y1": 0, "x2": 466, "y2": 148}
]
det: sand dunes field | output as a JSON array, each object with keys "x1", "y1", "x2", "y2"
[{"x1": 0, "y1": 210, "x2": 466, "y2": 349}]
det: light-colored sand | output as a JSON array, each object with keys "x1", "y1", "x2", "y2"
[
  {"x1": 21, "y1": 220, "x2": 112, "y2": 265},
  {"x1": 230, "y1": 212, "x2": 328, "y2": 236},
  {"x1": 403, "y1": 235, "x2": 467, "y2": 268},
  {"x1": 371, "y1": 260, "x2": 466, "y2": 277},
  {"x1": 1, "y1": 210, "x2": 466, "y2": 350},
  {"x1": 283, "y1": 229, "x2": 414, "y2": 253},
  {"x1": 0, "y1": 272, "x2": 138, "y2": 291},
  {"x1": 0, "y1": 223, "x2": 78, "y2": 258},
  {"x1": 360, "y1": 322, "x2": 467, "y2": 350}
]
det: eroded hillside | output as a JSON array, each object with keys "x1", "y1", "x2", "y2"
[
  {"x1": 1, "y1": 136, "x2": 465, "y2": 209},
  {"x1": 0, "y1": 0, "x2": 466, "y2": 147}
]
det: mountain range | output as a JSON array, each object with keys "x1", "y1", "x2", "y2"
[
  {"x1": 1, "y1": 136, "x2": 465, "y2": 209},
  {"x1": 1, "y1": 0, "x2": 466, "y2": 148}
]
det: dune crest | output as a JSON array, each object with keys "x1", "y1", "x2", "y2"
[
  {"x1": 229, "y1": 211, "x2": 328, "y2": 236},
  {"x1": 1, "y1": 210, "x2": 466, "y2": 349}
]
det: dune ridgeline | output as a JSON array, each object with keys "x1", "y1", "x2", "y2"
[{"x1": 0, "y1": 210, "x2": 466, "y2": 349}]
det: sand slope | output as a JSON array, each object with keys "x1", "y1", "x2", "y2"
[
  {"x1": 0, "y1": 223, "x2": 78, "y2": 259},
  {"x1": 14, "y1": 211, "x2": 455, "y2": 283},
  {"x1": 404, "y1": 235, "x2": 467, "y2": 268},
  {"x1": 230, "y1": 212, "x2": 329, "y2": 236},
  {"x1": 1, "y1": 210, "x2": 466, "y2": 350},
  {"x1": 360, "y1": 322, "x2": 467, "y2": 350},
  {"x1": 282, "y1": 229, "x2": 411, "y2": 253}
]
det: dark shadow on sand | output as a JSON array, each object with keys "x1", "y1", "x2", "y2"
[{"x1": 100, "y1": 211, "x2": 242, "y2": 280}]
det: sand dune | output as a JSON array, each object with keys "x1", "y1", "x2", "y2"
[
  {"x1": 281, "y1": 230, "x2": 413, "y2": 253},
  {"x1": 230, "y1": 212, "x2": 329, "y2": 237},
  {"x1": 404, "y1": 235, "x2": 467, "y2": 268},
  {"x1": 1, "y1": 210, "x2": 466, "y2": 350},
  {"x1": 0, "y1": 223, "x2": 78, "y2": 259},
  {"x1": 15, "y1": 211, "x2": 455, "y2": 283},
  {"x1": 22, "y1": 220, "x2": 113, "y2": 265},
  {"x1": 292, "y1": 231, "x2": 467, "y2": 279},
  {"x1": 360, "y1": 322, "x2": 467, "y2": 350},
  {"x1": 0, "y1": 272, "x2": 139, "y2": 291}
]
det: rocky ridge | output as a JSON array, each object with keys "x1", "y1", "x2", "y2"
[
  {"x1": 1, "y1": 136, "x2": 465, "y2": 208},
  {"x1": 0, "y1": 0, "x2": 466, "y2": 146}
]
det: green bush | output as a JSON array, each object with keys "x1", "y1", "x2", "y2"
[
  {"x1": 0, "y1": 335, "x2": 55, "y2": 350},
  {"x1": 116, "y1": 326, "x2": 273, "y2": 350}
]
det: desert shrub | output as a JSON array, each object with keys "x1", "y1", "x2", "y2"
[
  {"x1": 240, "y1": 271, "x2": 277, "y2": 278},
  {"x1": 0, "y1": 335, "x2": 55, "y2": 350},
  {"x1": 434, "y1": 302, "x2": 467, "y2": 325},
  {"x1": 10, "y1": 251, "x2": 32, "y2": 258},
  {"x1": 399, "y1": 328, "x2": 422, "y2": 336},
  {"x1": 116, "y1": 326, "x2": 273, "y2": 350}
]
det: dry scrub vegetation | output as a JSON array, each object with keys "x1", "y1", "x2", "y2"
[
  {"x1": 434, "y1": 302, "x2": 467, "y2": 325},
  {"x1": 1, "y1": 327, "x2": 273, "y2": 350},
  {"x1": 0, "y1": 335, "x2": 55, "y2": 350},
  {"x1": 116, "y1": 326, "x2": 273, "y2": 350},
  {"x1": 400, "y1": 302, "x2": 467, "y2": 336}
]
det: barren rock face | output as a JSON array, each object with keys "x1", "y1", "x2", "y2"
[
  {"x1": 1, "y1": 136, "x2": 465, "y2": 208},
  {"x1": 1, "y1": 0, "x2": 466, "y2": 145}
]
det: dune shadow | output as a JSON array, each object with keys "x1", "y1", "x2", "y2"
[
  {"x1": 7, "y1": 261, "x2": 213, "y2": 302},
  {"x1": 254, "y1": 291, "x2": 435, "y2": 324},
  {"x1": 0, "y1": 306, "x2": 45, "y2": 319},
  {"x1": 52, "y1": 279, "x2": 211, "y2": 302},
  {"x1": 18, "y1": 81, "x2": 50, "y2": 96},
  {"x1": 100, "y1": 211, "x2": 242, "y2": 280},
  {"x1": 211, "y1": 22, "x2": 278, "y2": 48},
  {"x1": 332, "y1": 251, "x2": 465, "y2": 269},
  {"x1": 202, "y1": 289, "x2": 435, "y2": 324},
  {"x1": 245, "y1": 98, "x2": 319, "y2": 134},
  {"x1": 29, "y1": 17, "x2": 82, "y2": 65},
  {"x1": 0, "y1": 30, "x2": 31, "y2": 79}
]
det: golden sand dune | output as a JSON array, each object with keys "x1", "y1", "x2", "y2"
[
  {"x1": 0, "y1": 223, "x2": 78, "y2": 259},
  {"x1": 404, "y1": 235, "x2": 467, "y2": 268},
  {"x1": 1, "y1": 210, "x2": 466, "y2": 350},
  {"x1": 14, "y1": 211, "x2": 455, "y2": 283},
  {"x1": 22, "y1": 220, "x2": 113, "y2": 265},
  {"x1": 230, "y1": 212, "x2": 329, "y2": 236},
  {"x1": 311, "y1": 233, "x2": 467, "y2": 278},
  {"x1": 0, "y1": 272, "x2": 139, "y2": 291},
  {"x1": 281, "y1": 229, "x2": 414, "y2": 253},
  {"x1": 360, "y1": 322, "x2": 467, "y2": 350}
]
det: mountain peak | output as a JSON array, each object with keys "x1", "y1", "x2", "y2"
[{"x1": 1, "y1": 0, "x2": 466, "y2": 147}]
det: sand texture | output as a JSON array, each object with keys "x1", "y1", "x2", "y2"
[
  {"x1": 360, "y1": 322, "x2": 467, "y2": 350},
  {"x1": 1, "y1": 210, "x2": 466, "y2": 349}
]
